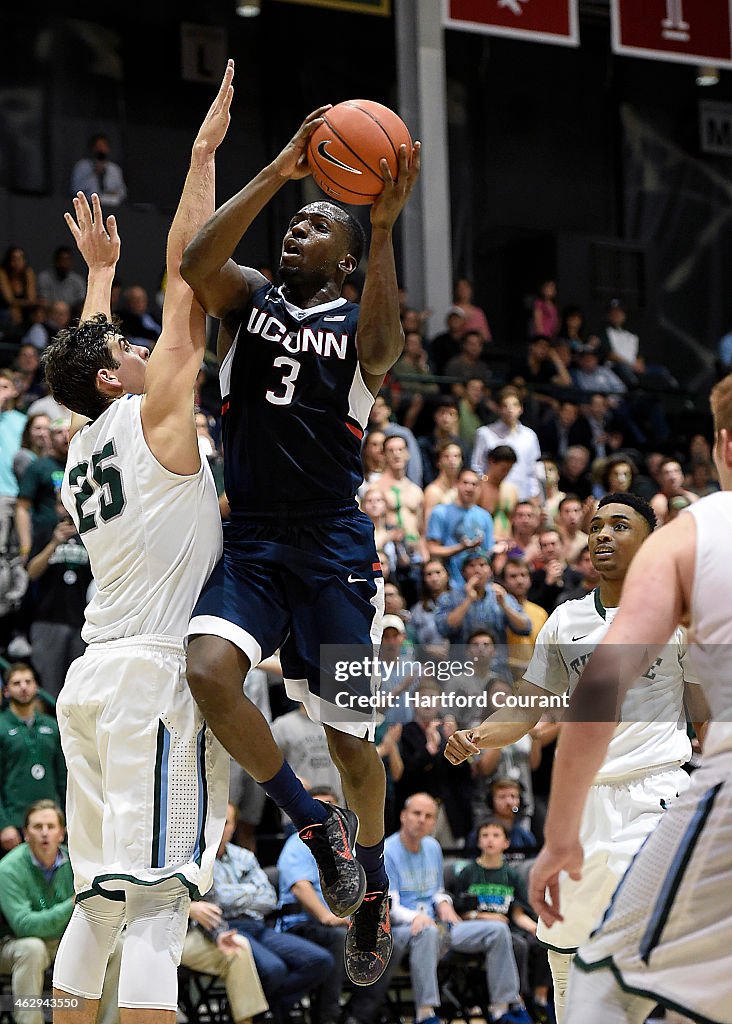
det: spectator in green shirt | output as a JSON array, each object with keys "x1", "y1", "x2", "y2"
[
  {"x1": 0, "y1": 663, "x2": 66, "y2": 851},
  {"x1": 453, "y1": 818, "x2": 552, "y2": 1022},
  {"x1": 0, "y1": 800, "x2": 119, "y2": 1024}
]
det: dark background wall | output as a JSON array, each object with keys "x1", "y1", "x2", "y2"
[{"x1": 2, "y1": 0, "x2": 732, "y2": 384}]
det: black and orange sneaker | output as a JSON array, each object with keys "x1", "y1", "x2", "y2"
[
  {"x1": 299, "y1": 803, "x2": 366, "y2": 918},
  {"x1": 344, "y1": 887, "x2": 393, "y2": 986}
]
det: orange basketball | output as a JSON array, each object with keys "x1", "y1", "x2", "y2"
[{"x1": 307, "y1": 100, "x2": 412, "y2": 206}]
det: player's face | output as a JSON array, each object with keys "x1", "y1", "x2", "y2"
[
  {"x1": 588, "y1": 502, "x2": 650, "y2": 579},
  {"x1": 105, "y1": 333, "x2": 149, "y2": 396},
  {"x1": 280, "y1": 206, "x2": 353, "y2": 282}
]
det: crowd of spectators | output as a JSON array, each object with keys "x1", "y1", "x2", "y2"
[{"x1": 0, "y1": 269, "x2": 716, "y2": 1022}]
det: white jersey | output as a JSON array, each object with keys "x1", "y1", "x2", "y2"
[
  {"x1": 686, "y1": 493, "x2": 732, "y2": 754},
  {"x1": 524, "y1": 588, "x2": 692, "y2": 780},
  {"x1": 61, "y1": 395, "x2": 222, "y2": 643}
]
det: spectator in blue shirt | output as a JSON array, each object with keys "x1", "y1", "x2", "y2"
[
  {"x1": 207, "y1": 804, "x2": 332, "y2": 1022},
  {"x1": 384, "y1": 792, "x2": 530, "y2": 1024},
  {"x1": 434, "y1": 551, "x2": 531, "y2": 680},
  {"x1": 426, "y1": 469, "x2": 494, "y2": 587},
  {"x1": 277, "y1": 786, "x2": 392, "y2": 1024}
]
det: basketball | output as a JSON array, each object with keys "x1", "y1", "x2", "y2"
[{"x1": 307, "y1": 99, "x2": 412, "y2": 206}]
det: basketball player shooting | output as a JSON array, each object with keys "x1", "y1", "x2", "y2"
[
  {"x1": 42, "y1": 64, "x2": 235, "y2": 1022},
  {"x1": 528, "y1": 379, "x2": 732, "y2": 1022},
  {"x1": 180, "y1": 106, "x2": 420, "y2": 984},
  {"x1": 445, "y1": 492, "x2": 708, "y2": 1022}
]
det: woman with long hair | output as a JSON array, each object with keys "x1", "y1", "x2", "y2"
[
  {"x1": 408, "y1": 558, "x2": 451, "y2": 658},
  {"x1": 12, "y1": 413, "x2": 50, "y2": 484},
  {"x1": 0, "y1": 246, "x2": 37, "y2": 330}
]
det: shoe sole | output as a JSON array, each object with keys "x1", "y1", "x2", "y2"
[
  {"x1": 329, "y1": 807, "x2": 366, "y2": 918},
  {"x1": 345, "y1": 930, "x2": 393, "y2": 986}
]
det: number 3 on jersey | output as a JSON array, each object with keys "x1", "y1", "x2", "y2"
[
  {"x1": 266, "y1": 355, "x2": 300, "y2": 406},
  {"x1": 67, "y1": 440, "x2": 126, "y2": 535}
]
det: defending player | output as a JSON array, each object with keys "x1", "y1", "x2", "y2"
[
  {"x1": 529, "y1": 378, "x2": 732, "y2": 1022},
  {"x1": 42, "y1": 66, "x2": 235, "y2": 1021},
  {"x1": 445, "y1": 492, "x2": 706, "y2": 1021},
  {"x1": 179, "y1": 108, "x2": 419, "y2": 984}
]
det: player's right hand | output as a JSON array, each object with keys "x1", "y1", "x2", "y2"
[
  {"x1": 528, "y1": 840, "x2": 584, "y2": 927},
  {"x1": 273, "y1": 105, "x2": 332, "y2": 180},
  {"x1": 444, "y1": 729, "x2": 481, "y2": 764}
]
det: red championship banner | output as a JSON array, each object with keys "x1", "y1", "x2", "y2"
[
  {"x1": 611, "y1": 0, "x2": 732, "y2": 68},
  {"x1": 443, "y1": 0, "x2": 579, "y2": 47}
]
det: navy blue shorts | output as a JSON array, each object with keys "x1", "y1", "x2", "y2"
[{"x1": 188, "y1": 503, "x2": 384, "y2": 737}]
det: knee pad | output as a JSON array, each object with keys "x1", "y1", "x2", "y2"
[
  {"x1": 548, "y1": 950, "x2": 574, "y2": 1024},
  {"x1": 53, "y1": 896, "x2": 126, "y2": 999},
  {"x1": 118, "y1": 880, "x2": 191, "y2": 1011}
]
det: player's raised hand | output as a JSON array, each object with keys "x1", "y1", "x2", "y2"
[
  {"x1": 444, "y1": 729, "x2": 481, "y2": 764},
  {"x1": 371, "y1": 140, "x2": 421, "y2": 230},
  {"x1": 193, "y1": 59, "x2": 235, "y2": 157},
  {"x1": 528, "y1": 839, "x2": 584, "y2": 928},
  {"x1": 64, "y1": 192, "x2": 120, "y2": 272},
  {"x1": 274, "y1": 105, "x2": 332, "y2": 180}
]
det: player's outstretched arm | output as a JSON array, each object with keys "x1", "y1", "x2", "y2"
[
  {"x1": 63, "y1": 190, "x2": 121, "y2": 437},
  {"x1": 357, "y1": 141, "x2": 420, "y2": 392},
  {"x1": 141, "y1": 61, "x2": 234, "y2": 475},
  {"x1": 180, "y1": 104, "x2": 330, "y2": 325},
  {"x1": 444, "y1": 679, "x2": 545, "y2": 765},
  {"x1": 529, "y1": 516, "x2": 694, "y2": 926}
]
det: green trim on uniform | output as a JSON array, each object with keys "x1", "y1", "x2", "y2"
[
  {"x1": 536, "y1": 936, "x2": 579, "y2": 954},
  {"x1": 593, "y1": 588, "x2": 606, "y2": 620},
  {"x1": 574, "y1": 953, "x2": 724, "y2": 1024},
  {"x1": 76, "y1": 871, "x2": 200, "y2": 903}
]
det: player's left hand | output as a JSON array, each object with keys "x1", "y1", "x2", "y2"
[
  {"x1": 528, "y1": 840, "x2": 584, "y2": 927},
  {"x1": 64, "y1": 192, "x2": 120, "y2": 272},
  {"x1": 193, "y1": 58, "x2": 235, "y2": 158},
  {"x1": 273, "y1": 105, "x2": 332, "y2": 180},
  {"x1": 370, "y1": 141, "x2": 421, "y2": 230}
]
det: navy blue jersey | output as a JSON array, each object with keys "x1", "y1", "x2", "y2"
[{"x1": 220, "y1": 283, "x2": 373, "y2": 511}]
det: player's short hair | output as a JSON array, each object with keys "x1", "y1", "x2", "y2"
[
  {"x1": 711, "y1": 373, "x2": 732, "y2": 435},
  {"x1": 597, "y1": 491, "x2": 657, "y2": 533},
  {"x1": 24, "y1": 799, "x2": 65, "y2": 829},
  {"x1": 476, "y1": 816, "x2": 510, "y2": 839},
  {"x1": 487, "y1": 445, "x2": 517, "y2": 465},
  {"x1": 42, "y1": 313, "x2": 122, "y2": 421}
]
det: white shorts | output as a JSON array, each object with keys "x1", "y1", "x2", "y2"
[
  {"x1": 575, "y1": 750, "x2": 732, "y2": 1023},
  {"x1": 57, "y1": 636, "x2": 229, "y2": 901},
  {"x1": 537, "y1": 765, "x2": 689, "y2": 952}
]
